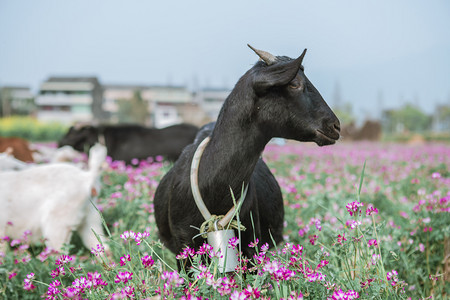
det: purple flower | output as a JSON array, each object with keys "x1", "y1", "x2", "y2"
[
  {"x1": 115, "y1": 271, "x2": 133, "y2": 284},
  {"x1": 365, "y1": 204, "x2": 379, "y2": 216},
  {"x1": 120, "y1": 230, "x2": 137, "y2": 242},
  {"x1": 161, "y1": 271, "x2": 184, "y2": 289},
  {"x1": 55, "y1": 255, "x2": 73, "y2": 266},
  {"x1": 230, "y1": 290, "x2": 247, "y2": 300},
  {"x1": 141, "y1": 255, "x2": 154, "y2": 268},
  {"x1": 329, "y1": 288, "x2": 359, "y2": 299},
  {"x1": 248, "y1": 238, "x2": 259, "y2": 248},
  {"x1": 386, "y1": 269, "x2": 398, "y2": 281},
  {"x1": 23, "y1": 273, "x2": 36, "y2": 291},
  {"x1": 346, "y1": 201, "x2": 364, "y2": 216},
  {"x1": 243, "y1": 284, "x2": 261, "y2": 298},
  {"x1": 336, "y1": 233, "x2": 347, "y2": 245},
  {"x1": 91, "y1": 244, "x2": 105, "y2": 256},
  {"x1": 176, "y1": 246, "x2": 195, "y2": 259},
  {"x1": 119, "y1": 254, "x2": 131, "y2": 266},
  {"x1": 367, "y1": 239, "x2": 378, "y2": 247},
  {"x1": 228, "y1": 236, "x2": 239, "y2": 250},
  {"x1": 47, "y1": 280, "x2": 61, "y2": 298},
  {"x1": 197, "y1": 243, "x2": 213, "y2": 255},
  {"x1": 135, "y1": 231, "x2": 150, "y2": 245},
  {"x1": 431, "y1": 172, "x2": 441, "y2": 179}
]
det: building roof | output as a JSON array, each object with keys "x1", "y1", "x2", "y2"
[{"x1": 46, "y1": 76, "x2": 100, "y2": 85}]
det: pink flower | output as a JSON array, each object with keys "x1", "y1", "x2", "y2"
[
  {"x1": 307, "y1": 271, "x2": 326, "y2": 282},
  {"x1": 315, "y1": 219, "x2": 322, "y2": 231},
  {"x1": 243, "y1": 284, "x2": 261, "y2": 298},
  {"x1": 329, "y1": 288, "x2": 359, "y2": 299},
  {"x1": 309, "y1": 235, "x2": 318, "y2": 245},
  {"x1": 418, "y1": 243, "x2": 425, "y2": 252},
  {"x1": 317, "y1": 260, "x2": 329, "y2": 269},
  {"x1": 228, "y1": 236, "x2": 239, "y2": 250},
  {"x1": 121, "y1": 285, "x2": 135, "y2": 298},
  {"x1": 291, "y1": 244, "x2": 304, "y2": 256},
  {"x1": 161, "y1": 271, "x2": 184, "y2": 289},
  {"x1": 423, "y1": 226, "x2": 433, "y2": 232},
  {"x1": 91, "y1": 244, "x2": 105, "y2": 256},
  {"x1": 386, "y1": 269, "x2": 398, "y2": 282},
  {"x1": 248, "y1": 238, "x2": 259, "y2": 248},
  {"x1": 120, "y1": 230, "x2": 137, "y2": 242},
  {"x1": 119, "y1": 254, "x2": 131, "y2": 266},
  {"x1": 431, "y1": 172, "x2": 441, "y2": 179},
  {"x1": 336, "y1": 233, "x2": 347, "y2": 245},
  {"x1": 369, "y1": 254, "x2": 379, "y2": 265},
  {"x1": 197, "y1": 243, "x2": 213, "y2": 255},
  {"x1": 110, "y1": 191, "x2": 123, "y2": 199},
  {"x1": 260, "y1": 243, "x2": 269, "y2": 253},
  {"x1": 55, "y1": 255, "x2": 73, "y2": 266},
  {"x1": 230, "y1": 290, "x2": 247, "y2": 300},
  {"x1": 348, "y1": 220, "x2": 361, "y2": 229},
  {"x1": 176, "y1": 246, "x2": 195, "y2": 259},
  {"x1": 365, "y1": 204, "x2": 378, "y2": 216},
  {"x1": 367, "y1": 239, "x2": 378, "y2": 247},
  {"x1": 23, "y1": 273, "x2": 36, "y2": 291},
  {"x1": 135, "y1": 231, "x2": 150, "y2": 245},
  {"x1": 141, "y1": 255, "x2": 154, "y2": 268},
  {"x1": 346, "y1": 201, "x2": 364, "y2": 216},
  {"x1": 8, "y1": 272, "x2": 17, "y2": 280},
  {"x1": 47, "y1": 280, "x2": 61, "y2": 298},
  {"x1": 115, "y1": 271, "x2": 133, "y2": 284}
]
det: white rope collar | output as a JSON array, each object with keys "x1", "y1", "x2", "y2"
[{"x1": 190, "y1": 136, "x2": 247, "y2": 229}]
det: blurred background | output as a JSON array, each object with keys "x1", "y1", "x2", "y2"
[{"x1": 1, "y1": 0, "x2": 449, "y2": 142}]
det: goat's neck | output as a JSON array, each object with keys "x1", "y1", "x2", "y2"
[{"x1": 199, "y1": 117, "x2": 270, "y2": 196}]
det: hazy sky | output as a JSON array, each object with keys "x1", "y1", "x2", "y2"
[{"x1": 1, "y1": 0, "x2": 449, "y2": 119}]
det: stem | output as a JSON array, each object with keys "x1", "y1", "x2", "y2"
[
  {"x1": 143, "y1": 240, "x2": 177, "y2": 273},
  {"x1": 426, "y1": 235, "x2": 431, "y2": 276},
  {"x1": 371, "y1": 214, "x2": 391, "y2": 295}
]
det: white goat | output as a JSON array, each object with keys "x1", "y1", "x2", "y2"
[
  {"x1": 0, "y1": 148, "x2": 30, "y2": 171},
  {"x1": 0, "y1": 144, "x2": 108, "y2": 252}
]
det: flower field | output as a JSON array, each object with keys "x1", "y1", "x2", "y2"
[{"x1": 1, "y1": 141, "x2": 449, "y2": 299}]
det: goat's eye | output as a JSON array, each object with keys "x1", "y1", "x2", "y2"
[{"x1": 288, "y1": 80, "x2": 303, "y2": 90}]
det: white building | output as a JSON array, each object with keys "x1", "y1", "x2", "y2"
[
  {"x1": 194, "y1": 88, "x2": 230, "y2": 121},
  {"x1": 144, "y1": 86, "x2": 193, "y2": 128},
  {"x1": 103, "y1": 84, "x2": 150, "y2": 124},
  {"x1": 35, "y1": 77, "x2": 105, "y2": 124},
  {"x1": 0, "y1": 86, "x2": 34, "y2": 116}
]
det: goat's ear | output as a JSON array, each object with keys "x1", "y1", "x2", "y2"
[{"x1": 253, "y1": 49, "x2": 307, "y2": 93}]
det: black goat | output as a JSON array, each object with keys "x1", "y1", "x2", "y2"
[
  {"x1": 153, "y1": 45, "x2": 340, "y2": 262},
  {"x1": 58, "y1": 123, "x2": 198, "y2": 163}
]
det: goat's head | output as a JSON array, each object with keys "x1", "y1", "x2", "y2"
[
  {"x1": 246, "y1": 45, "x2": 340, "y2": 146},
  {"x1": 58, "y1": 125, "x2": 99, "y2": 152}
]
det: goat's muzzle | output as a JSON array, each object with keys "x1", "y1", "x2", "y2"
[{"x1": 315, "y1": 121, "x2": 341, "y2": 146}]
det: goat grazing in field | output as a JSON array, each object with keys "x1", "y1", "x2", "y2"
[
  {"x1": 153, "y1": 45, "x2": 340, "y2": 264},
  {"x1": 0, "y1": 144, "x2": 108, "y2": 252},
  {"x1": 0, "y1": 136, "x2": 34, "y2": 162},
  {"x1": 58, "y1": 123, "x2": 199, "y2": 164}
]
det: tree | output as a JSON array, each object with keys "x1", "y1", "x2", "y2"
[
  {"x1": 333, "y1": 102, "x2": 355, "y2": 126},
  {"x1": 117, "y1": 91, "x2": 149, "y2": 124},
  {"x1": 382, "y1": 104, "x2": 432, "y2": 133}
]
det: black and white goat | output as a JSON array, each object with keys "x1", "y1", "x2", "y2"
[{"x1": 153, "y1": 45, "x2": 340, "y2": 261}]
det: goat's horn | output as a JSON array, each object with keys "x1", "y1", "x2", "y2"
[
  {"x1": 298, "y1": 48, "x2": 307, "y2": 64},
  {"x1": 248, "y1": 44, "x2": 277, "y2": 65}
]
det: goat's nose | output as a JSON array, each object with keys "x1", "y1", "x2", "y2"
[{"x1": 334, "y1": 122, "x2": 341, "y2": 133}]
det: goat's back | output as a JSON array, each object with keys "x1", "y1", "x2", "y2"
[
  {"x1": 0, "y1": 164, "x2": 94, "y2": 243},
  {"x1": 103, "y1": 123, "x2": 198, "y2": 162}
]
